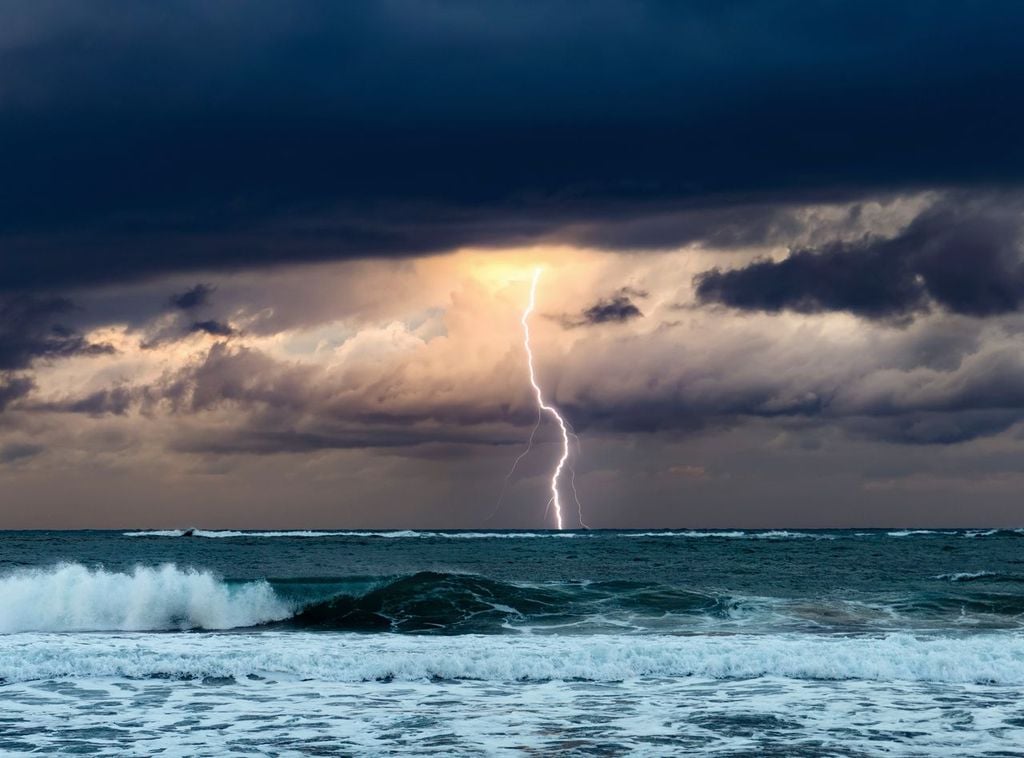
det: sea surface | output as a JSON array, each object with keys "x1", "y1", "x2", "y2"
[{"x1": 3, "y1": 529, "x2": 1024, "y2": 755}]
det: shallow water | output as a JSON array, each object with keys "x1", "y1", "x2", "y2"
[{"x1": 3, "y1": 528, "x2": 1024, "y2": 754}]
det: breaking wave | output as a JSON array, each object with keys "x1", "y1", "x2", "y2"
[
  {"x1": 0, "y1": 565, "x2": 734, "y2": 634},
  {"x1": 0, "y1": 564, "x2": 291, "y2": 633},
  {"x1": 5, "y1": 564, "x2": 1024, "y2": 635}
]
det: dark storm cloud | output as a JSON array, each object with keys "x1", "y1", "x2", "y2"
[
  {"x1": 557, "y1": 382, "x2": 1024, "y2": 447},
  {"x1": 583, "y1": 295, "x2": 643, "y2": 325},
  {"x1": 0, "y1": 295, "x2": 115, "y2": 371},
  {"x1": 565, "y1": 204, "x2": 813, "y2": 252},
  {"x1": 169, "y1": 427, "x2": 520, "y2": 457},
  {"x1": 0, "y1": 442, "x2": 44, "y2": 464},
  {"x1": 169, "y1": 284, "x2": 214, "y2": 311},
  {"x1": 0, "y1": 295, "x2": 116, "y2": 415},
  {"x1": 694, "y1": 197, "x2": 1024, "y2": 319},
  {"x1": 564, "y1": 289, "x2": 645, "y2": 327},
  {"x1": 138, "y1": 319, "x2": 235, "y2": 350},
  {"x1": 0, "y1": 376, "x2": 34, "y2": 412},
  {"x1": 188, "y1": 320, "x2": 236, "y2": 338},
  {"x1": 3, "y1": 1, "x2": 1024, "y2": 290},
  {"x1": 845, "y1": 411, "x2": 1023, "y2": 446},
  {"x1": 40, "y1": 387, "x2": 137, "y2": 417}
]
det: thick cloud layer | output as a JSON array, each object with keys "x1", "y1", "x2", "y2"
[
  {"x1": 694, "y1": 196, "x2": 1024, "y2": 319},
  {"x1": 5, "y1": 246, "x2": 1024, "y2": 527},
  {"x1": 2, "y1": 2, "x2": 1024, "y2": 289},
  {"x1": 10, "y1": 245, "x2": 1024, "y2": 457}
]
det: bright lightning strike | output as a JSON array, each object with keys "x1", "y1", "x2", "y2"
[{"x1": 520, "y1": 267, "x2": 578, "y2": 531}]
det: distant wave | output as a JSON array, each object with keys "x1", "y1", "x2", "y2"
[
  {"x1": 934, "y1": 571, "x2": 1024, "y2": 584},
  {"x1": 123, "y1": 529, "x2": 830, "y2": 540},
  {"x1": 123, "y1": 530, "x2": 587, "y2": 539},
  {"x1": 4, "y1": 632, "x2": 1024, "y2": 685},
  {"x1": 624, "y1": 530, "x2": 832, "y2": 539},
  {"x1": 123, "y1": 528, "x2": 1024, "y2": 540},
  {"x1": 889, "y1": 529, "x2": 1024, "y2": 538},
  {"x1": 935, "y1": 571, "x2": 999, "y2": 582},
  {"x1": 887, "y1": 530, "x2": 957, "y2": 537}
]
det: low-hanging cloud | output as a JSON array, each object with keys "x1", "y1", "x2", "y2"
[{"x1": 694, "y1": 196, "x2": 1024, "y2": 319}]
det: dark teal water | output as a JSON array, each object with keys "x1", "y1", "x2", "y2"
[
  {"x1": 3, "y1": 528, "x2": 1024, "y2": 634},
  {"x1": 3, "y1": 529, "x2": 1024, "y2": 755}
]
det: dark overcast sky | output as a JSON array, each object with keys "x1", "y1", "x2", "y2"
[
  {"x1": 4, "y1": 0, "x2": 1024, "y2": 289},
  {"x1": 3, "y1": 1, "x2": 1024, "y2": 528}
]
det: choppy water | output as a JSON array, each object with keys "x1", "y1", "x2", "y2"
[{"x1": 3, "y1": 529, "x2": 1024, "y2": 755}]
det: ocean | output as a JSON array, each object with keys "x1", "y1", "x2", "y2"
[{"x1": 2, "y1": 529, "x2": 1024, "y2": 755}]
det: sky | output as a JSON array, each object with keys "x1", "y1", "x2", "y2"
[{"x1": 3, "y1": 1, "x2": 1024, "y2": 528}]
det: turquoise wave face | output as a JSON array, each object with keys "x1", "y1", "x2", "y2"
[
  {"x1": 266, "y1": 572, "x2": 731, "y2": 634},
  {"x1": 265, "y1": 571, "x2": 1024, "y2": 635}
]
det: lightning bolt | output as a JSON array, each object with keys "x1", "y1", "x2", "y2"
[{"x1": 520, "y1": 267, "x2": 577, "y2": 531}]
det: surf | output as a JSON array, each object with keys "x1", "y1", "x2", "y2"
[{"x1": 5, "y1": 631, "x2": 1024, "y2": 685}]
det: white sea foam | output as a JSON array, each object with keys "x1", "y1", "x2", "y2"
[
  {"x1": 2, "y1": 631, "x2": 1024, "y2": 685},
  {"x1": 5, "y1": 674, "x2": 1024, "y2": 756},
  {"x1": 0, "y1": 564, "x2": 292, "y2": 632}
]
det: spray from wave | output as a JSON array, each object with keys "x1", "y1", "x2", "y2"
[{"x1": 0, "y1": 564, "x2": 292, "y2": 633}]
